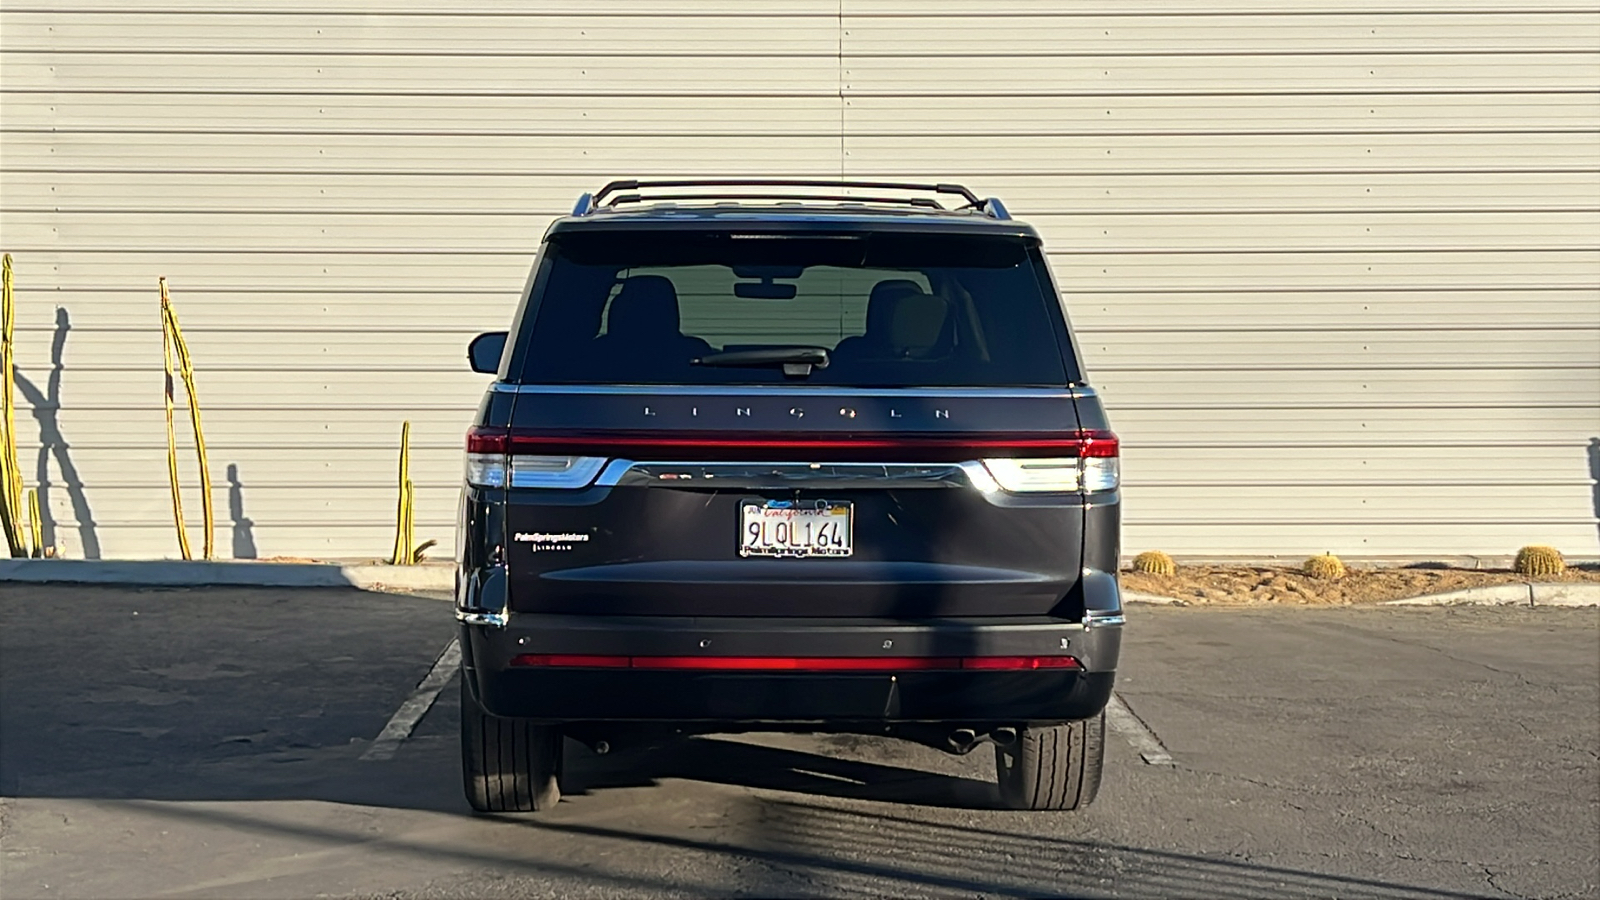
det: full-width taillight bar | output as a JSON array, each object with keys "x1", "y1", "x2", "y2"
[
  {"x1": 510, "y1": 654, "x2": 1083, "y2": 671},
  {"x1": 467, "y1": 426, "x2": 1117, "y2": 462},
  {"x1": 466, "y1": 427, "x2": 1119, "y2": 491}
]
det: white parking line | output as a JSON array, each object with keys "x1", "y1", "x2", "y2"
[
  {"x1": 1106, "y1": 693, "x2": 1175, "y2": 766},
  {"x1": 360, "y1": 639, "x2": 461, "y2": 761}
]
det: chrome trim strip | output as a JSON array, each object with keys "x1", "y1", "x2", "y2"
[
  {"x1": 595, "y1": 458, "x2": 636, "y2": 487},
  {"x1": 508, "y1": 455, "x2": 608, "y2": 489},
  {"x1": 956, "y1": 460, "x2": 1001, "y2": 494},
  {"x1": 1083, "y1": 612, "x2": 1126, "y2": 628},
  {"x1": 490, "y1": 383, "x2": 1093, "y2": 399},
  {"x1": 592, "y1": 460, "x2": 991, "y2": 489},
  {"x1": 456, "y1": 610, "x2": 509, "y2": 628}
]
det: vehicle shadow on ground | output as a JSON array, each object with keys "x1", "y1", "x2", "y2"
[
  {"x1": 99, "y1": 790, "x2": 1500, "y2": 900},
  {"x1": 1, "y1": 675, "x2": 1500, "y2": 899},
  {"x1": 509, "y1": 799, "x2": 1501, "y2": 900},
  {"x1": 564, "y1": 733, "x2": 1001, "y2": 809}
]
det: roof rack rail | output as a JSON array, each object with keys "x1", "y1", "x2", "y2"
[
  {"x1": 607, "y1": 192, "x2": 945, "y2": 210},
  {"x1": 580, "y1": 179, "x2": 1002, "y2": 217}
]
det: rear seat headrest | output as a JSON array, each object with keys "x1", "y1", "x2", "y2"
[{"x1": 606, "y1": 275, "x2": 681, "y2": 337}]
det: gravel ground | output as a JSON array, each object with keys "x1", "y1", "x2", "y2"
[{"x1": 1122, "y1": 563, "x2": 1600, "y2": 606}]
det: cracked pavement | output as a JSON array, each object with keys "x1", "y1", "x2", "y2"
[{"x1": 0, "y1": 585, "x2": 1595, "y2": 898}]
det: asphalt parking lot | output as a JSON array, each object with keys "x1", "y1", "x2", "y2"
[{"x1": 1, "y1": 585, "x2": 1595, "y2": 899}]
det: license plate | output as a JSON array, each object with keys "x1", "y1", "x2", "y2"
[{"x1": 739, "y1": 500, "x2": 852, "y2": 558}]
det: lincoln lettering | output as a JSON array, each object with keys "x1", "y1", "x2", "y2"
[{"x1": 635, "y1": 405, "x2": 952, "y2": 422}]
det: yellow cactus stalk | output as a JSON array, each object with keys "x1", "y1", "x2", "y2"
[
  {"x1": 1131, "y1": 550, "x2": 1177, "y2": 577},
  {"x1": 0, "y1": 254, "x2": 25, "y2": 557},
  {"x1": 159, "y1": 278, "x2": 214, "y2": 560},
  {"x1": 1303, "y1": 553, "x2": 1346, "y2": 580},
  {"x1": 25, "y1": 487, "x2": 43, "y2": 558},
  {"x1": 391, "y1": 421, "x2": 414, "y2": 566},
  {"x1": 1514, "y1": 545, "x2": 1565, "y2": 578}
]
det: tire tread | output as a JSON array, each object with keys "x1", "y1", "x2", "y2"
[
  {"x1": 460, "y1": 677, "x2": 561, "y2": 813},
  {"x1": 996, "y1": 711, "x2": 1106, "y2": 811}
]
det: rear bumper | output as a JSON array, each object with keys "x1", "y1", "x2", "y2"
[{"x1": 461, "y1": 613, "x2": 1120, "y2": 724}]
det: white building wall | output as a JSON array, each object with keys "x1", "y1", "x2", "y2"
[{"x1": 0, "y1": 1, "x2": 1596, "y2": 559}]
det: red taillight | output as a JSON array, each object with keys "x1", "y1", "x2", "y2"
[
  {"x1": 465, "y1": 427, "x2": 1117, "y2": 462},
  {"x1": 509, "y1": 654, "x2": 1081, "y2": 671},
  {"x1": 466, "y1": 426, "x2": 508, "y2": 454},
  {"x1": 1078, "y1": 430, "x2": 1119, "y2": 459}
]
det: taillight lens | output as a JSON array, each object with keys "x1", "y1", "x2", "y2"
[
  {"x1": 465, "y1": 427, "x2": 508, "y2": 454},
  {"x1": 465, "y1": 427, "x2": 605, "y2": 489},
  {"x1": 980, "y1": 429, "x2": 1119, "y2": 493},
  {"x1": 464, "y1": 452, "x2": 508, "y2": 488},
  {"x1": 1080, "y1": 456, "x2": 1120, "y2": 492},
  {"x1": 465, "y1": 426, "x2": 1117, "y2": 491},
  {"x1": 981, "y1": 457, "x2": 1083, "y2": 492},
  {"x1": 510, "y1": 455, "x2": 607, "y2": 488}
]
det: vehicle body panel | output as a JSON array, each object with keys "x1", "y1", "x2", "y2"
[{"x1": 458, "y1": 194, "x2": 1121, "y2": 729}]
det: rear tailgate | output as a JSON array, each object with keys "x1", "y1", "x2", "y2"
[{"x1": 495, "y1": 388, "x2": 1095, "y2": 618}]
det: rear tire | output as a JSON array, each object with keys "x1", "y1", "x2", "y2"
[
  {"x1": 460, "y1": 676, "x2": 562, "y2": 812},
  {"x1": 994, "y1": 711, "x2": 1105, "y2": 811}
]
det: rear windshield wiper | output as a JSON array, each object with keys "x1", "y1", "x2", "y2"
[{"x1": 692, "y1": 347, "x2": 830, "y2": 377}]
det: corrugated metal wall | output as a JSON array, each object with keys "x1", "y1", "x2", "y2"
[{"x1": 1, "y1": 1, "x2": 1596, "y2": 559}]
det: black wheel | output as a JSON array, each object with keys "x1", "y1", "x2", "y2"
[
  {"x1": 994, "y1": 711, "x2": 1105, "y2": 811},
  {"x1": 460, "y1": 676, "x2": 562, "y2": 812}
]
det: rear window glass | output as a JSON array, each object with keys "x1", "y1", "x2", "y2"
[{"x1": 510, "y1": 229, "x2": 1073, "y2": 387}]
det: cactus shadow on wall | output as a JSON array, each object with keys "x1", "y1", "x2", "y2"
[
  {"x1": 1588, "y1": 438, "x2": 1600, "y2": 548},
  {"x1": 227, "y1": 463, "x2": 257, "y2": 559},
  {"x1": 14, "y1": 307, "x2": 100, "y2": 558}
]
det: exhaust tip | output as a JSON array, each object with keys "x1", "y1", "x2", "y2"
[{"x1": 947, "y1": 727, "x2": 978, "y2": 751}]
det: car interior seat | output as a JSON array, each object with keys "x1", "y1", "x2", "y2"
[
  {"x1": 832, "y1": 279, "x2": 925, "y2": 362},
  {"x1": 592, "y1": 275, "x2": 713, "y2": 367},
  {"x1": 833, "y1": 278, "x2": 953, "y2": 363}
]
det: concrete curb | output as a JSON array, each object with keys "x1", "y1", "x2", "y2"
[
  {"x1": 1123, "y1": 589, "x2": 1187, "y2": 606},
  {"x1": 1127, "y1": 555, "x2": 1599, "y2": 570},
  {"x1": 1383, "y1": 583, "x2": 1531, "y2": 607},
  {"x1": 341, "y1": 565, "x2": 454, "y2": 593},
  {"x1": 1384, "y1": 583, "x2": 1600, "y2": 608},
  {"x1": 0, "y1": 559, "x2": 455, "y2": 593}
]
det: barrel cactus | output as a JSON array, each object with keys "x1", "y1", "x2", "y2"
[
  {"x1": 1303, "y1": 553, "x2": 1346, "y2": 580},
  {"x1": 1514, "y1": 545, "x2": 1565, "y2": 577},
  {"x1": 1131, "y1": 550, "x2": 1176, "y2": 577}
]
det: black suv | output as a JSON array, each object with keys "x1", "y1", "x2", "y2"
[{"x1": 457, "y1": 180, "x2": 1123, "y2": 812}]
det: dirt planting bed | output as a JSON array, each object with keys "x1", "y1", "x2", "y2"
[{"x1": 1122, "y1": 564, "x2": 1600, "y2": 606}]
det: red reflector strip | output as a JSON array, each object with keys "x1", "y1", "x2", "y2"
[
  {"x1": 636, "y1": 656, "x2": 959, "y2": 671},
  {"x1": 511, "y1": 654, "x2": 629, "y2": 668},
  {"x1": 960, "y1": 655, "x2": 1084, "y2": 670},
  {"x1": 509, "y1": 654, "x2": 1081, "y2": 672}
]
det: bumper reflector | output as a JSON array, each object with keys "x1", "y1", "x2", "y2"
[
  {"x1": 510, "y1": 654, "x2": 1082, "y2": 671},
  {"x1": 960, "y1": 655, "x2": 1083, "y2": 670},
  {"x1": 512, "y1": 654, "x2": 630, "y2": 668}
]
